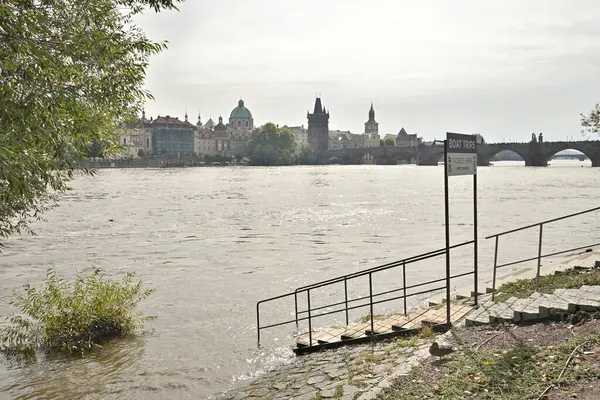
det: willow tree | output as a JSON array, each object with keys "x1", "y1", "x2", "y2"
[
  {"x1": 0, "y1": 0, "x2": 181, "y2": 246},
  {"x1": 581, "y1": 103, "x2": 600, "y2": 137}
]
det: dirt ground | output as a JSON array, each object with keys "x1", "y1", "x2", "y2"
[{"x1": 378, "y1": 318, "x2": 600, "y2": 400}]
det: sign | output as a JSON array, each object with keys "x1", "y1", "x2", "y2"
[{"x1": 446, "y1": 132, "x2": 477, "y2": 176}]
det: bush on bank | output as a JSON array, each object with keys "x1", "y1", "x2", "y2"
[{"x1": 0, "y1": 268, "x2": 154, "y2": 355}]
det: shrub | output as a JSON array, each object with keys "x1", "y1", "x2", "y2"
[{"x1": 0, "y1": 268, "x2": 154, "y2": 355}]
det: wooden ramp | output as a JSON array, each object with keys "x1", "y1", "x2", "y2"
[{"x1": 294, "y1": 301, "x2": 473, "y2": 353}]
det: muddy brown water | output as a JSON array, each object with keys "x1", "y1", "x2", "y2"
[{"x1": 1, "y1": 161, "x2": 598, "y2": 399}]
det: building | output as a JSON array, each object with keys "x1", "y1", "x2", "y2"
[
  {"x1": 329, "y1": 130, "x2": 365, "y2": 150},
  {"x1": 229, "y1": 99, "x2": 254, "y2": 134},
  {"x1": 151, "y1": 114, "x2": 195, "y2": 156},
  {"x1": 365, "y1": 102, "x2": 379, "y2": 135},
  {"x1": 363, "y1": 103, "x2": 380, "y2": 147},
  {"x1": 307, "y1": 97, "x2": 330, "y2": 152},
  {"x1": 395, "y1": 127, "x2": 420, "y2": 147},
  {"x1": 122, "y1": 110, "x2": 153, "y2": 157},
  {"x1": 283, "y1": 125, "x2": 309, "y2": 149},
  {"x1": 193, "y1": 99, "x2": 255, "y2": 158}
]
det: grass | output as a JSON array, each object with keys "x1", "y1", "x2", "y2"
[
  {"x1": 0, "y1": 268, "x2": 154, "y2": 356},
  {"x1": 378, "y1": 334, "x2": 600, "y2": 400},
  {"x1": 333, "y1": 384, "x2": 343, "y2": 399},
  {"x1": 495, "y1": 268, "x2": 600, "y2": 302},
  {"x1": 359, "y1": 313, "x2": 385, "y2": 323}
]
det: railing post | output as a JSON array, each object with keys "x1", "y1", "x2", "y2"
[
  {"x1": 307, "y1": 289, "x2": 312, "y2": 347},
  {"x1": 492, "y1": 236, "x2": 499, "y2": 301},
  {"x1": 536, "y1": 224, "x2": 544, "y2": 292},
  {"x1": 344, "y1": 277, "x2": 349, "y2": 326},
  {"x1": 369, "y1": 272, "x2": 374, "y2": 335},
  {"x1": 402, "y1": 261, "x2": 407, "y2": 316},
  {"x1": 294, "y1": 292, "x2": 298, "y2": 328},
  {"x1": 256, "y1": 302, "x2": 261, "y2": 345}
]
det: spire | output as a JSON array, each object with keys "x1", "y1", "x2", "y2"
[
  {"x1": 141, "y1": 108, "x2": 146, "y2": 122},
  {"x1": 313, "y1": 97, "x2": 323, "y2": 114},
  {"x1": 185, "y1": 108, "x2": 188, "y2": 122},
  {"x1": 197, "y1": 110, "x2": 201, "y2": 122},
  {"x1": 368, "y1": 102, "x2": 375, "y2": 121}
]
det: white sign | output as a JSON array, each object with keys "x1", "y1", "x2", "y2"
[{"x1": 447, "y1": 153, "x2": 477, "y2": 176}]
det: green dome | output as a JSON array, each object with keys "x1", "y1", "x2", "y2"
[{"x1": 229, "y1": 99, "x2": 253, "y2": 119}]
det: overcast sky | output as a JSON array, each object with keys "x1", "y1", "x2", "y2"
[{"x1": 134, "y1": 0, "x2": 600, "y2": 142}]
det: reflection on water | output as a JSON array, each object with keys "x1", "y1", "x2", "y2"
[{"x1": 1, "y1": 160, "x2": 599, "y2": 399}]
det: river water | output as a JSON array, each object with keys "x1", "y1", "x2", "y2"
[{"x1": 0, "y1": 161, "x2": 599, "y2": 399}]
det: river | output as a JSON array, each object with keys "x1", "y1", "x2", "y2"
[{"x1": 0, "y1": 161, "x2": 598, "y2": 399}]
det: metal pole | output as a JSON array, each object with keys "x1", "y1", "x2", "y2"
[
  {"x1": 256, "y1": 302, "x2": 261, "y2": 345},
  {"x1": 307, "y1": 289, "x2": 312, "y2": 347},
  {"x1": 344, "y1": 277, "x2": 349, "y2": 325},
  {"x1": 369, "y1": 272, "x2": 374, "y2": 335},
  {"x1": 444, "y1": 140, "x2": 451, "y2": 325},
  {"x1": 492, "y1": 236, "x2": 499, "y2": 301},
  {"x1": 402, "y1": 261, "x2": 407, "y2": 316},
  {"x1": 536, "y1": 224, "x2": 544, "y2": 291},
  {"x1": 473, "y1": 172, "x2": 479, "y2": 307},
  {"x1": 294, "y1": 292, "x2": 298, "y2": 328}
]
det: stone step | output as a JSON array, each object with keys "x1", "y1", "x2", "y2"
[
  {"x1": 512, "y1": 295, "x2": 542, "y2": 322},
  {"x1": 537, "y1": 293, "x2": 570, "y2": 317},
  {"x1": 553, "y1": 288, "x2": 600, "y2": 312}
]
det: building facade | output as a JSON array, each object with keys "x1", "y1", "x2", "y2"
[
  {"x1": 307, "y1": 97, "x2": 330, "y2": 152},
  {"x1": 283, "y1": 125, "x2": 309, "y2": 150},
  {"x1": 193, "y1": 99, "x2": 255, "y2": 158},
  {"x1": 151, "y1": 114, "x2": 195, "y2": 156},
  {"x1": 395, "y1": 127, "x2": 419, "y2": 147}
]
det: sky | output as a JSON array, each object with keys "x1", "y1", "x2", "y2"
[{"x1": 133, "y1": 0, "x2": 600, "y2": 142}]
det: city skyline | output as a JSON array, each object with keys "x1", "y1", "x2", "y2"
[{"x1": 133, "y1": 0, "x2": 600, "y2": 141}]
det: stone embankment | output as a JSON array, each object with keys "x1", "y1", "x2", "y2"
[{"x1": 219, "y1": 336, "x2": 434, "y2": 400}]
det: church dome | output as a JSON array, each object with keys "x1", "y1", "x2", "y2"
[{"x1": 229, "y1": 99, "x2": 253, "y2": 119}]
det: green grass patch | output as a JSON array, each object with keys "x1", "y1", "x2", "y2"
[
  {"x1": 378, "y1": 334, "x2": 600, "y2": 400},
  {"x1": 359, "y1": 313, "x2": 385, "y2": 323},
  {"x1": 0, "y1": 268, "x2": 155, "y2": 356},
  {"x1": 495, "y1": 268, "x2": 600, "y2": 302}
]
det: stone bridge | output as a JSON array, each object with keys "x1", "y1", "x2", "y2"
[{"x1": 317, "y1": 140, "x2": 600, "y2": 167}]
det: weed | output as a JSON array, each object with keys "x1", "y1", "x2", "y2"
[
  {"x1": 0, "y1": 268, "x2": 154, "y2": 356},
  {"x1": 333, "y1": 384, "x2": 343, "y2": 399},
  {"x1": 495, "y1": 268, "x2": 600, "y2": 302},
  {"x1": 419, "y1": 326, "x2": 435, "y2": 339}
]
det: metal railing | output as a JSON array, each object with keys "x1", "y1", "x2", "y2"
[
  {"x1": 256, "y1": 240, "x2": 475, "y2": 347},
  {"x1": 486, "y1": 206, "x2": 600, "y2": 300}
]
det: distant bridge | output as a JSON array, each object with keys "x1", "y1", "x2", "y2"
[{"x1": 317, "y1": 140, "x2": 600, "y2": 167}]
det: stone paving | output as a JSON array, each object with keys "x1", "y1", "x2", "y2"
[{"x1": 218, "y1": 336, "x2": 435, "y2": 400}]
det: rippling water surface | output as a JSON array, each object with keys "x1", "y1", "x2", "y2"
[{"x1": 1, "y1": 161, "x2": 599, "y2": 399}]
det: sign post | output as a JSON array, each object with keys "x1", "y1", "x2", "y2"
[{"x1": 444, "y1": 132, "x2": 478, "y2": 325}]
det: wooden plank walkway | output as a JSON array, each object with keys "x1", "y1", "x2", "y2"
[{"x1": 295, "y1": 301, "x2": 473, "y2": 349}]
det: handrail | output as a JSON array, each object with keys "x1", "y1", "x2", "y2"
[
  {"x1": 485, "y1": 206, "x2": 600, "y2": 239},
  {"x1": 487, "y1": 206, "x2": 600, "y2": 299},
  {"x1": 257, "y1": 240, "x2": 478, "y2": 346},
  {"x1": 295, "y1": 240, "x2": 474, "y2": 293}
]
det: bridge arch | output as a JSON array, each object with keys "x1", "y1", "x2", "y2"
[
  {"x1": 482, "y1": 146, "x2": 529, "y2": 164},
  {"x1": 542, "y1": 145, "x2": 594, "y2": 166}
]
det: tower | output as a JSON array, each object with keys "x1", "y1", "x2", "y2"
[
  {"x1": 365, "y1": 102, "x2": 378, "y2": 134},
  {"x1": 307, "y1": 97, "x2": 330, "y2": 152}
]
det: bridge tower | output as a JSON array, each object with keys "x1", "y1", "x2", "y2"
[{"x1": 307, "y1": 97, "x2": 330, "y2": 152}]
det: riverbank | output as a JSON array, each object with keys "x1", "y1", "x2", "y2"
[{"x1": 218, "y1": 255, "x2": 600, "y2": 400}]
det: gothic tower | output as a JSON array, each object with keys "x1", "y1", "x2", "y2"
[
  {"x1": 307, "y1": 97, "x2": 330, "y2": 152},
  {"x1": 365, "y1": 102, "x2": 378, "y2": 134}
]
